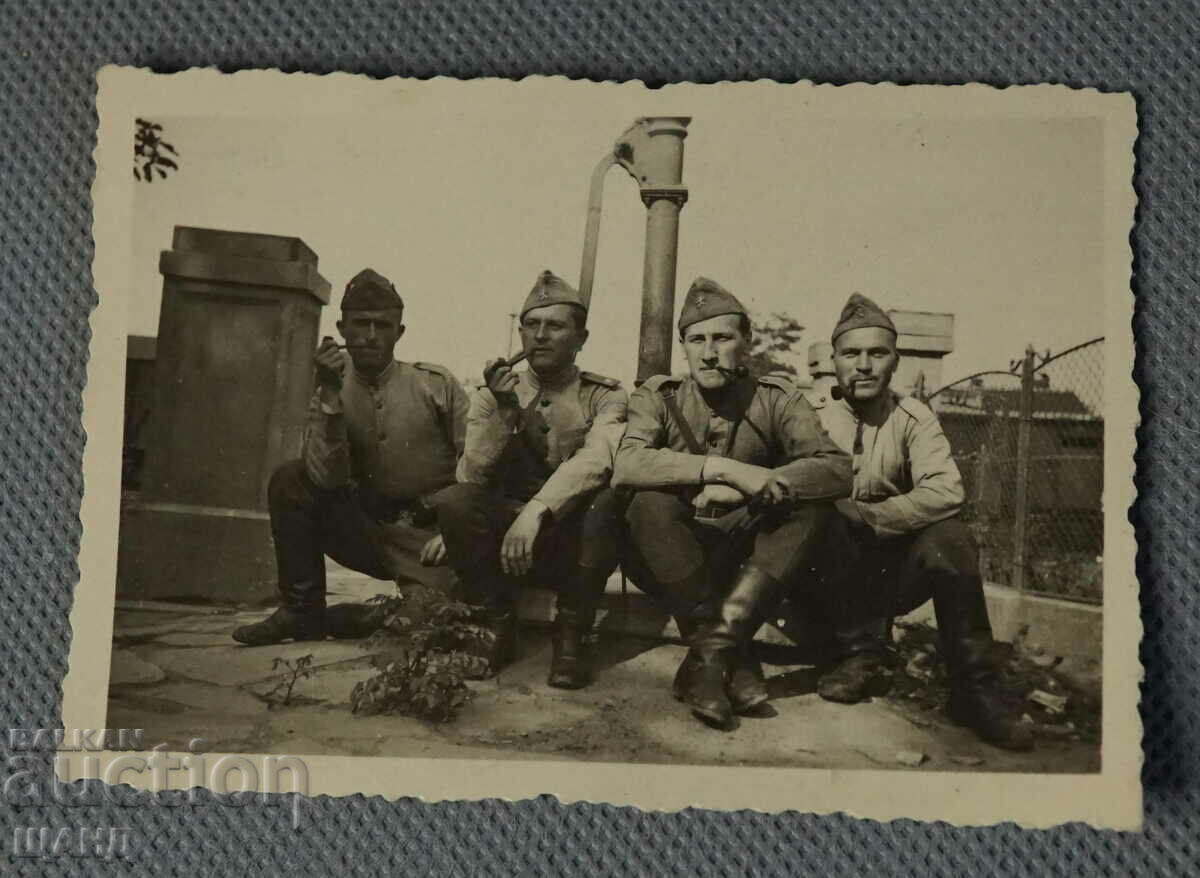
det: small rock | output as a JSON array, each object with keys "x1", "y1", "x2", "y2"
[
  {"x1": 895, "y1": 750, "x2": 928, "y2": 767},
  {"x1": 950, "y1": 755, "x2": 984, "y2": 767},
  {"x1": 1028, "y1": 690, "x2": 1068, "y2": 715}
]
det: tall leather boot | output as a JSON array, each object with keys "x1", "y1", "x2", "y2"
[
  {"x1": 232, "y1": 581, "x2": 326, "y2": 646},
  {"x1": 936, "y1": 577, "x2": 1033, "y2": 751},
  {"x1": 677, "y1": 563, "x2": 792, "y2": 728},
  {"x1": 721, "y1": 566, "x2": 794, "y2": 716},
  {"x1": 817, "y1": 615, "x2": 894, "y2": 704},
  {"x1": 548, "y1": 567, "x2": 610, "y2": 689}
]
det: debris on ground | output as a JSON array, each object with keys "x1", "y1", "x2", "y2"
[
  {"x1": 895, "y1": 750, "x2": 928, "y2": 767},
  {"x1": 890, "y1": 622, "x2": 1100, "y2": 743}
]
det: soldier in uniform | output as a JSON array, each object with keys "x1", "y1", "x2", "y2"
[
  {"x1": 613, "y1": 277, "x2": 853, "y2": 729},
  {"x1": 233, "y1": 269, "x2": 468, "y2": 645},
  {"x1": 812, "y1": 293, "x2": 1032, "y2": 751},
  {"x1": 434, "y1": 270, "x2": 627, "y2": 686}
]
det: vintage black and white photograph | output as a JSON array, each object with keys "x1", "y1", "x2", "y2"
[{"x1": 69, "y1": 70, "x2": 1139, "y2": 826}]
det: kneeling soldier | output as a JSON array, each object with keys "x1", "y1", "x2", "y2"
[
  {"x1": 233, "y1": 269, "x2": 467, "y2": 645},
  {"x1": 435, "y1": 270, "x2": 627, "y2": 685},
  {"x1": 613, "y1": 277, "x2": 853, "y2": 729},
  {"x1": 814, "y1": 293, "x2": 1032, "y2": 751}
]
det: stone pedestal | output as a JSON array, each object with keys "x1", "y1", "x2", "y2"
[
  {"x1": 117, "y1": 226, "x2": 330, "y2": 604},
  {"x1": 887, "y1": 310, "x2": 954, "y2": 399}
]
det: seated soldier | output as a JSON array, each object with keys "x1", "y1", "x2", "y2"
[
  {"x1": 234, "y1": 269, "x2": 467, "y2": 645},
  {"x1": 613, "y1": 277, "x2": 853, "y2": 729},
  {"x1": 813, "y1": 293, "x2": 1032, "y2": 751},
  {"x1": 435, "y1": 270, "x2": 627, "y2": 686}
]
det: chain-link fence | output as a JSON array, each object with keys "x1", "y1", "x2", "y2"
[{"x1": 926, "y1": 338, "x2": 1104, "y2": 604}]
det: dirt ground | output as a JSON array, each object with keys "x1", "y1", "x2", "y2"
[{"x1": 105, "y1": 568, "x2": 1101, "y2": 774}]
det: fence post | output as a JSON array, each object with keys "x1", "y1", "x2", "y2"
[{"x1": 1011, "y1": 344, "x2": 1035, "y2": 592}]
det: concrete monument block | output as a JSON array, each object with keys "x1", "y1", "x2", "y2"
[
  {"x1": 888, "y1": 310, "x2": 954, "y2": 399},
  {"x1": 118, "y1": 226, "x2": 330, "y2": 604}
]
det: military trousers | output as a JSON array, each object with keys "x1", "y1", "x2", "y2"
[
  {"x1": 622, "y1": 490, "x2": 832, "y2": 614},
  {"x1": 268, "y1": 459, "x2": 458, "y2": 611},
  {"x1": 433, "y1": 483, "x2": 625, "y2": 610},
  {"x1": 822, "y1": 515, "x2": 994, "y2": 659}
]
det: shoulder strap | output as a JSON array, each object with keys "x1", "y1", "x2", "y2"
[{"x1": 658, "y1": 384, "x2": 705, "y2": 455}]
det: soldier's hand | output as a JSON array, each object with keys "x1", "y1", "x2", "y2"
[
  {"x1": 501, "y1": 500, "x2": 549, "y2": 577},
  {"x1": 315, "y1": 337, "x2": 346, "y2": 391},
  {"x1": 484, "y1": 358, "x2": 520, "y2": 406},
  {"x1": 693, "y1": 484, "x2": 746, "y2": 510},
  {"x1": 758, "y1": 472, "x2": 793, "y2": 507},
  {"x1": 419, "y1": 533, "x2": 447, "y2": 567},
  {"x1": 709, "y1": 459, "x2": 772, "y2": 499}
]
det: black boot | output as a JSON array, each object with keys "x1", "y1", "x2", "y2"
[
  {"x1": 936, "y1": 577, "x2": 1033, "y2": 751},
  {"x1": 548, "y1": 567, "x2": 610, "y2": 689},
  {"x1": 817, "y1": 615, "x2": 894, "y2": 704},
  {"x1": 548, "y1": 609, "x2": 595, "y2": 690},
  {"x1": 679, "y1": 563, "x2": 792, "y2": 727},
  {"x1": 232, "y1": 605, "x2": 325, "y2": 646},
  {"x1": 719, "y1": 565, "x2": 792, "y2": 716},
  {"x1": 468, "y1": 604, "x2": 517, "y2": 678}
]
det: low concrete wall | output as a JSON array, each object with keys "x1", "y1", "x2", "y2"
[{"x1": 900, "y1": 583, "x2": 1102, "y2": 664}]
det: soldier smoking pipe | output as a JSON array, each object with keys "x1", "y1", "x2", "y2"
[
  {"x1": 714, "y1": 364, "x2": 750, "y2": 378},
  {"x1": 482, "y1": 350, "x2": 529, "y2": 380}
]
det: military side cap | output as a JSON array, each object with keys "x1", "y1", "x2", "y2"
[
  {"x1": 520, "y1": 269, "x2": 587, "y2": 321},
  {"x1": 831, "y1": 293, "x2": 896, "y2": 343},
  {"x1": 677, "y1": 276, "x2": 747, "y2": 332},
  {"x1": 342, "y1": 268, "x2": 404, "y2": 312}
]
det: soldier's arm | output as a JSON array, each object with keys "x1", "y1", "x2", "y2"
[
  {"x1": 454, "y1": 386, "x2": 520, "y2": 485},
  {"x1": 440, "y1": 372, "x2": 471, "y2": 461},
  {"x1": 612, "y1": 384, "x2": 706, "y2": 488},
  {"x1": 532, "y1": 387, "x2": 628, "y2": 517},
  {"x1": 855, "y1": 409, "x2": 965, "y2": 538},
  {"x1": 301, "y1": 388, "x2": 352, "y2": 490},
  {"x1": 770, "y1": 392, "x2": 854, "y2": 500}
]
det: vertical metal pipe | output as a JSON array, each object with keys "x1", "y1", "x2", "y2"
[
  {"x1": 1012, "y1": 345, "x2": 1035, "y2": 592},
  {"x1": 638, "y1": 198, "x2": 683, "y2": 381},
  {"x1": 629, "y1": 117, "x2": 690, "y2": 383}
]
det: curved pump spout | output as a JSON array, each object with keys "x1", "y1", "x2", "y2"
[{"x1": 576, "y1": 117, "x2": 691, "y2": 382}]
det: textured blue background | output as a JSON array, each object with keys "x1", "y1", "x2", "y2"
[{"x1": 0, "y1": 0, "x2": 1191, "y2": 873}]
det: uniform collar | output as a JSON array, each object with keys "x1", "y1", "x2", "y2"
[
  {"x1": 524, "y1": 363, "x2": 579, "y2": 394},
  {"x1": 352, "y1": 358, "x2": 398, "y2": 388},
  {"x1": 837, "y1": 389, "x2": 898, "y2": 426}
]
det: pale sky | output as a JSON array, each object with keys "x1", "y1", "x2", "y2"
[{"x1": 129, "y1": 86, "x2": 1105, "y2": 391}]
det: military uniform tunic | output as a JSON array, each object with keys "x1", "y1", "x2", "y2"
[
  {"x1": 813, "y1": 392, "x2": 964, "y2": 538},
  {"x1": 614, "y1": 373, "x2": 850, "y2": 499},
  {"x1": 615, "y1": 372, "x2": 851, "y2": 591},
  {"x1": 457, "y1": 364, "x2": 627, "y2": 516},
  {"x1": 278, "y1": 356, "x2": 469, "y2": 594}
]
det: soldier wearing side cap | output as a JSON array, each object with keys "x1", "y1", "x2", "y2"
[
  {"x1": 810, "y1": 293, "x2": 1033, "y2": 751},
  {"x1": 613, "y1": 277, "x2": 853, "y2": 729},
  {"x1": 434, "y1": 270, "x2": 627, "y2": 685},
  {"x1": 233, "y1": 269, "x2": 469, "y2": 646}
]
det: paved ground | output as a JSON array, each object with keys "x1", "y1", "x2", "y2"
[{"x1": 105, "y1": 566, "x2": 1101, "y2": 773}]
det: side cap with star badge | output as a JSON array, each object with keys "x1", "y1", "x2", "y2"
[
  {"x1": 520, "y1": 269, "x2": 587, "y2": 321},
  {"x1": 831, "y1": 293, "x2": 896, "y2": 343},
  {"x1": 677, "y1": 276, "x2": 748, "y2": 332}
]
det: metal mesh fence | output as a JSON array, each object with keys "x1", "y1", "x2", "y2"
[{"x1": 927, "y1": 338, "x2": 1104, "y2": 604}]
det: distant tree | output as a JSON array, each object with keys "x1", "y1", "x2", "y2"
[
  {"x1": 134, "y1": 118, "x2": 179, "y2": 182},
  {"x1": 748, "y1": 312, "x2": 805, "y2": 377}
]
